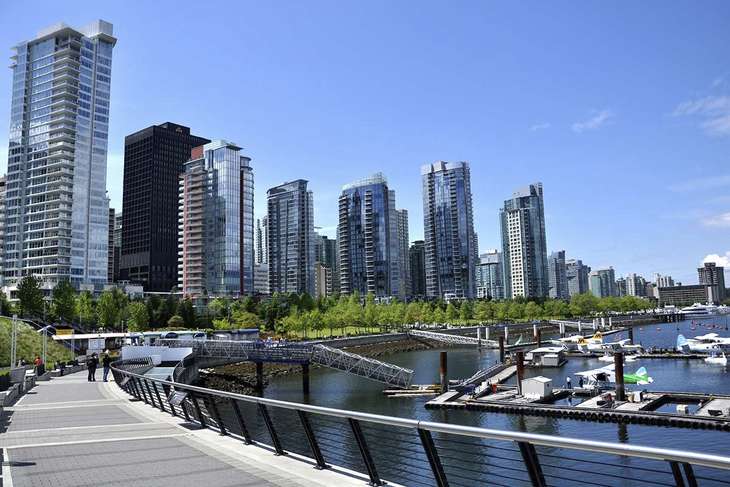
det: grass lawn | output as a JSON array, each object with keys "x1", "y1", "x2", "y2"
[{"x1": 0, "y1": 317, "x2": 74, "y2": 368}]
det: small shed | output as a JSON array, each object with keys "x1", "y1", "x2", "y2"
[{"x1": 522, "y1": 376, "x2": 553, "y2": 399}]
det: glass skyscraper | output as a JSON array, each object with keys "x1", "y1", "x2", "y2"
[
  {"x1": 476, "y1": 249, "x2": 504, "y2": 300},
  {"x1": 267, "y1": 180, "x2": 315, "y2": 295},
  {"x1": 3, "y1": 21, "x2": 116, "y2": 290},
  {"x1": 337, "y1": 173, "x2": 403, "y2": 298},
  {"x1": 566, "y1": 259, "x2": 591, "y2": 297},
  {"x1": 548, "y1": 250, "x2": 569, "y2": 300},
  {"x1": 500, "y1": 183, "x2": 549, "y2": 298},
  {"x1": 178, "y1": 140, "x2": 254, "y2": 298},
  {"x1": 421, "y1": 161, "x2": 477, "y2": 299}
]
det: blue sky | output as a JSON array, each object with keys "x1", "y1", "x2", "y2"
[{"x1": 1, "y1": 1, "x2": 729, "y2": 284}]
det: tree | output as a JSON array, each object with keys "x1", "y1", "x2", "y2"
[
  {"x1": 52, "y1": 281, "x2": 76, "y2": 323},
  {"x1": 445, "y1": 303, "x2": 459, "y2": 322},
  {"x1": 17, "y1": 275, "x2": 44, "y2": 318},
  {"x1": 231, "y1": 309, "x2": 262, "y2": 329},
  {"x1": 208, "y1": 297, "x2": 229, "y2": 319},
  {"x1": 127, "y1": 302, "x2": 149, "y2": 332},
  {"x1": 459, "y1": 301, "x2": 473, "y2": 322},
  {"x1": 96, "y1": 291, "x2": 121, "y2": 329},
  {"x1": 167, "y1": 315, "x2": 185, "y2": 328},
  {"x1": 0, "y1": 290, "x2": 13, "y2": 316},
  {"x1": 76, "y1": 291, "x2": 95, "y2": 327},
  {"x1": 177, "y1": 298, "x2": 197, "y2": 327}
]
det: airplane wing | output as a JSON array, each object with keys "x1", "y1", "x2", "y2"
[{"x1": 575, "y1": 364, "x2": 614, "y2": 377}]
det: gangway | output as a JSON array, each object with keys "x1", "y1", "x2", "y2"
[
  {"x1": 408, "y1": 329, "x2": 497, "y2": 347},
  {"x1": 159, "y1": 338, "x2": 414, "y2": 388}
]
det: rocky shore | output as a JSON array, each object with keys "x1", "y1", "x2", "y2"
[{"x1": 198, "y1": 337, "x2": 436, "y2": 395}]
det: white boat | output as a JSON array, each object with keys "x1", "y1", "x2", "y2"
[
  {"x1": 677, "y1": 333, "x2": 730, "y2": 353},
  {"x1": 680, "y1": 303, "x2": 724, "y2": 320},
  {"x1": 705, "y1": 351, "x2": 728, "y2": 366}
]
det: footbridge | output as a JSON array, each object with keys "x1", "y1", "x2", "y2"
[
  {"x1": 159, "y1": 338, "x2": 414, "y2": 388},
  {"x1": 407, "y1": 329, "x2": 498, "y2": 347}
]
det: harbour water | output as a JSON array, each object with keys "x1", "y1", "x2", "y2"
[{"x1": 264, "y1": 319, "x2": 730, "y2": 455}]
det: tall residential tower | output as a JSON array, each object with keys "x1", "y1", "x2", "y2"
[
  {"x1": 500, "y1": 183, "x2": 549, "y2": 298},
  {"x1": 267, "y1": 180, "x2": 315, "y2": 295},
  {"x1": 3, "y1": 21, "x2": 116, "y2": 290},
  {"x1": 421, "y1": 161, "x2": 478, "y2": 299}
]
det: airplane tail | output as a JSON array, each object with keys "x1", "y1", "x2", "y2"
[
  {"x1": 635, "y1": 366, "x2": 648, "y2": 378},
  {"x1": 677, "y1": 334, "x2": 688, "y2": 351},
  {"x1": 593, "y1": 332, "x2": 603, "y2": 340}
]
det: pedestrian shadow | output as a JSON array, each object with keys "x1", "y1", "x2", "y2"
[
  {"x1": 0, "y1": 410, "x2": 12, "y2": 434},
  {"x1": 4, "y1": 461, "x2": 36, "y2": 467}
]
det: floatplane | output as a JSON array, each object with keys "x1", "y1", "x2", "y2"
[
  {"x1": 574, "y1": 365, "x2": 654, "y2": 392},
  {"x1": 552, "y1": 332, "x2": 642, "y2": 354},
  {"x1": 677, "y1": 333, "x2": 730, "y2": 353}
]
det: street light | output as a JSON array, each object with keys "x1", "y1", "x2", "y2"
[
  {"x1": 10, "y1": 314, "x2": 18, "y2": 367},
  {"x1": 38, "y1": 325, "x2": 54, "y2": 367}
]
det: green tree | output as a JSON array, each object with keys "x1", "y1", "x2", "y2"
[
  {"x1": 17, "y1": 275, "x2": 44, "y2": 318},
  {"x1": 126, "y1": 301, "x2": 149, "y2": 332},
  {"x1": 0, "y1": 290, "x2": 13, "y2": 316},
  {"x1": 167, "y1": 315, "x2": 185, "y2": 328},
  {"x1": 177, "y1": 298, "x2": 197, "y2": 327},
  {"x1": 524, "y1": 301, "x2": 543, "y2": 320},
  {"x1": 459, "y1": 300, "x2": 473, "y2": 322},
  {"x1": 52, "y1": 281, "x2": 76, "y2": 323},
  {"x1": 76, "y1": 291, "x2": 95, "y2": 327},
  {"x1": 570, "y1": 293, "x2": 598, "y2": 317},
  {"x1": 445, "y1": 303, "x2": 458, "y2": 322},
  {"x1": 96, "y1": 291, "x2": 121, "y2": 329},
  {"x1": 231, "y1": 309, "x2": 262, "y2": 329}
]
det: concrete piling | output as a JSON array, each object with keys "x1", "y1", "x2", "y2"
[
  {"x1": 499, "y1": 336, "x2": 505, "y2": 363},
  {"x1": 440, "y1": 352, "x2": 448, "y2": 393},
  {"x1": 516, "y1": 351, "x2": 525, "y2": 396},
  {"x1": 614, "y1": 352, "x2": 625, "y2": 402}
]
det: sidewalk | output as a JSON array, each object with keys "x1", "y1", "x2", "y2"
[{"x1": 0, "y1": 371, "x2": 374, "y2": 487}]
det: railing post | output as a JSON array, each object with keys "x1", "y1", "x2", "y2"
[
  {"x1": 669, "y1": 461, "x2": 686, "y2": 487},
  {"x1": 153, "y1": 382, "x2": 166, "y2": 413},
  {"x1": 206, "y1": 396, "x2": 227, "y2": 436},
  {"x1": 230, "y1": 398, "x2": 252, "y2": 444},
  {"x1": 191, "y1": 393, "x2": 207, "y2": 428},
  {"x1": 518, "y1": 441, "x2": 546, "y2": 487},
  {"x1": 348, "y1": 418, "x2": 382, "y2": 486},
  {"x1": 258, "y1": 403, "x2": 284, "y2": 455},
  {"x1": 134, "y1": 377, "x2": 147, "y2": 403},
  {"x1": 180, "y1": 396, "x2": 191, "y2": 422},
  {"x1": 682, "y1": 463, "x2": 698, "y2": 487},
  {"x1": 417, "y1": 429, "x2": 448, "y2": 487},
  {"x1": 298, "y1": 410, "x2": 327, "y2": 469},
  {"x1": 144, "y1": 380, "x2": 156, "y2": 407}
]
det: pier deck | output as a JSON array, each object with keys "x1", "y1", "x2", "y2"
[{"x1": 0, "y1": 372, "x2": 377, "y2": 487}]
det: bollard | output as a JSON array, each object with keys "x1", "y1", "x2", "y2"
[
  {"x1": 516, "y1": 351, "x2": 525, "y2": 396},
  {"x1": 614, "y1": 352, "x2": 625, "y2": 402},
  {"x1": 499, "y1": 336, "x2": 505, "y2": 363},
  {"x1": 439, "y1": 352, "x2": 448, "y2": 393}
]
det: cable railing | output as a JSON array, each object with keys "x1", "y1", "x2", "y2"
[{"x1": 111, "y1": 358, "x2": 730, "y2": 487}]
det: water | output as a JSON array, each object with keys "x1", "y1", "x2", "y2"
[{"x1": 226, "y1": 319, "x2": 730, "y2": 485}]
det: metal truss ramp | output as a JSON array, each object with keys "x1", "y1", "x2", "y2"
[
  {"x1": 408, "y1": 329, "x2": 497, "y2": 347},
  {"x1": 310, "y1": 344, "x2": 413, "y2": 388}
]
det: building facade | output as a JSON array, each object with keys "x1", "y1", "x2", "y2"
[
  {"x1": 396, "y1": 209, "x2": 411, "y2": 298},
  {"x1": 566, "y1": 259, "x2": 590, "y2": 297},
  {"x1": 107, "y1": 208, "x2": 116, "y2": 283},
  {"x1": 655, "y1": 274, "x2": 675, "y2": 288},
  {"x1": 421, "y1": 161, "x2": 478, "y2": 299},
  {"x1": 589, "y1": 268, "x2": 616, "y2": 298},
  {"x1": 547, "y1": 250, "x2": 568, "y2": 300},
  {"x1": 120, "y1": 122, "x2": 209, "y2": 292},
  {"x1": 255, "y1": 216, "x2": 268, "y2": 265},
  {"x1": 626, "y1": 273, "x2": 646, "y2": 297},
  {"x1": 178, "y1": 140, "x2": 254, "y2": 298},
  {"x1": 315, "y1": 234, "x2": 338, "y2": 296},
  {"x1": 658, "y1": 285, "x2": 707, "y2": 306},
  {"x1": 476, "y1": 249, "x2": 504, "y2": 300},
  {"x1": 337, "y1": 174, "x2": 402, "y2": 298},
  {"x1": 267, "y1": 180, "x2": 315, "y2": 295},
  {"x1": 698, "y1": 262, "x2": 726, "y2": 303},
  {"x1": 409, "y1": 240, "x2": 426, "y2": 298},
  {"x1": 500, "y1": 183, "x2": 549, "y2": 298},
  {"x1": 254, "y1": 263, "x2": 269, "y2": 295},
  {"x1": 3, "y1": 21, "x2": 116, "y2": 290},
  {"x1": 0, "y1": 176, "x2": 6, "y2": 288}
]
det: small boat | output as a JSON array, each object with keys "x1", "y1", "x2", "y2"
[
  {"x1": 705, "y1": 351, "x2": 728, "y2": 366},
  {"x1": 598, "y1": 353, "x2": 614, "y2": 362},
  {"x1": 625, "y1": 355, "x2": 638, "y2": 363}
]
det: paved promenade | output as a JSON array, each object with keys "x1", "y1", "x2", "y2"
[{"x1": 0, "y1": 372, "x2": 373, "y2": 487}]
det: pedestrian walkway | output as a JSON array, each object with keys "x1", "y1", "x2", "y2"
[{"x1": 0, "y1": 371, "x2": 375, "y2": 487}]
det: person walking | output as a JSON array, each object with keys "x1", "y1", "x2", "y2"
[
  {"x1": 102, "y1": 353, "x2": 112, "y2": 382},
  {"x1": 87, "y1": 353, "x2": 98, "y2": 382}
]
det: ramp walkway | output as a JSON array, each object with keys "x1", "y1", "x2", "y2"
[
  {"x1": 160, "y1": 338, "x2": 414, "y2": 388},
  {"x1": 0, "y1": 371, "x2": 374, "y2": 487}
]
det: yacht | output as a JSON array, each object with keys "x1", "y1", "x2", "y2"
[{"x1": 679, "y1": 303, "x2": 724, "y2": 320}]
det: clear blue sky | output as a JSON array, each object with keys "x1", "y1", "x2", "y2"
[{"x1": 1, "y1": 1, "x2": 729, "y2": 284}]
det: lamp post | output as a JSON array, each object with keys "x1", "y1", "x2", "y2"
[{"x1": 10, "y1": 314, "x2": 18, "y2": 367}]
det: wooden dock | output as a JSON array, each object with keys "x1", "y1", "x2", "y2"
[{"x1": 425, "y1": 388, "x2": 730, "y2": 431}]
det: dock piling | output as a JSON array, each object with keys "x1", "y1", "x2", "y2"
[
  {"x1": 614, "y1": 352, "x2": 626, "y2": 402},
  {"x1": 499, "y1": 336, "x2": 505, "y2": 363},
  {"x1": 477, "y1": 327, "x2": 482, "y2": 348},
  {"x1": 628, "y1": 326, "x2": 634, "y2": 343},
  {"x1": 536, "y1": 329, "x2": 542, "y2": 346},
  {"x1": 256, "y1": 361, "x2": 264, "y2": 391},
  {"x1": 302, "y1": 363, "x2": 310, "y2": 394},
  {"x1": 439, "y1": 352, "x2": 448, "y2": 393},
  {"x1": 485, "y1": 326, "x2": 490, "y2": 340},
  {"x1": 516, "y1": 351, "x2": 525, "y2": 396}
]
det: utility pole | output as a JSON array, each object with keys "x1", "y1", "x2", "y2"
[{"x1": 10, "y1": 314, "x2": 18, "y2": 367}]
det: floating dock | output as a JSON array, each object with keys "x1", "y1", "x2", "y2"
[{"x1": 425, "y1": 388, "x2": 730, "y2": 430}]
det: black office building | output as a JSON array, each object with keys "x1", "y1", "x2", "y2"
[
  {"x1": 409, "y1": 240, "x2": 426, "y2": 298},
  {"x1": 120, "y1": 123, "x2": 210, "y2": 292}
]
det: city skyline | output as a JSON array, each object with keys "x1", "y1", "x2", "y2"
[{"x1": 1, "y1": 3, "x2": 729, "y2": 285}]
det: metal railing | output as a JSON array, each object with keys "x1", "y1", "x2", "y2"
[{"x1": 111, "y1": 359, "x2": 730, "y2": 487}]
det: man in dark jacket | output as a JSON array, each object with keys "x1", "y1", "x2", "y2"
[
  {"x1": 87, "y1": 353, "x2": 98, "y2": 382},
  {"x1": 102, "y1": 353, "x2": 112, "y2": 382}
]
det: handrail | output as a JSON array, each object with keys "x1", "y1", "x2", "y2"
[{"x1": 111, "y1": 360, "x2": 730, "y2": 472}]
